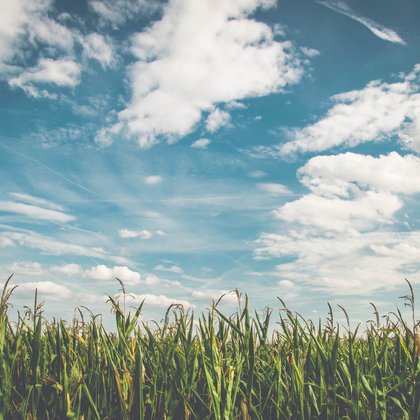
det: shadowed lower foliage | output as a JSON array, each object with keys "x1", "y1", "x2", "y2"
[{"x1": 0, "y1": 275, "x2": 419, "y2": 419}]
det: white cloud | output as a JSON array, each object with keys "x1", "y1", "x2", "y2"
[
  {"x1": 89, "y1": 0, "x2": 161, "y2": 28},
  {"x1": 9, "y1": 58, "x2": 81, "y2": 98},
  {"x1": 278, "y1": 279, "x2": 295, "y2": 288},
  {"x1": 191, "y1": 138, "x2": 211, "y2": 149},
  {"x1": 191, "y1": 289, "x2": 237, "y2": 302},
  {"x1": 144, "y1": 175, "x2": 163, "y2": 185},
  {"x1": 50, "y1": 263, "x2": 82, "y2": 276},
  {"x1": 0, "y1": 237, "x2": 15, "y2": 248},
  {"x1": 118, "y1": 228, "x2": 153, "y2": 239},
  {"x1": 1, "y1": 230, "x2": 110, "y2": 259},
  {"x1": 273, "y1": 152, "x2": 420, "y2": 234},
  {"x1": 0, "y1": 2, "x2": 118, "y2": 98},
  {"x1": 255, "y1": 230, "x2": 420, "y2": 295},
  {"x1": 6, "y1": 261, "x2": 44, "y2": 276},
  {"x1": 205, "y1": 108, "x2": 231, "y2": 132},
  {"x1": 82, "y1": 33, "x2": 115, "y2": 69},
  {"x1": 275, "y1": 191, "x2": 402, "y2": 233},
  {"x1": 9, "y1": 192, "x2": 64, "y2": 211},
  {"x1": 17, "y1": 281, "x2": 72, "y2": 300},
  {"x1": 298, "y1": 152, "x2": 420, "y2": 197},
  {"x1": 280, "y1": 66, "x2": 420, "y2": 155},
  {"x1": 85, "y1": 264, "x2": 141, "y2": 285},
  {"x1": 126, "y1": 293, "x2": 194, "y2": 308},
  {"x1": 248, "y1": 170, "x2": 266, "y2": 179},
  {"x1": 0, "y1": 0, "x2": 73, "y2": 67},
  {"x1": 300, "y1": 47, "x2": 320, "y2": 57},
  {"x1": 143, "y1": 274, "x2": 161, "y2": 285},
  {"x1": 317, "y1": 0, "x2": 405, "y2": 45},
  {"x1": 154, "y1": 264, "x2": 183, "y2": 274},
  {"x1": 225, "y1": 100, "x2": 247, "y2": 110},
  {"x1": 101, "y1": 0, "x2": 305, "y2": 147},
  {"x1": 0, "y1": 200, "x2": 74, "y2": 223},
  {"x1": 258, "y1": 183, "x2": 290, "y2": 195},
  {"x1": 255, "y1": 151, "x2": 420, "y2": 294}
]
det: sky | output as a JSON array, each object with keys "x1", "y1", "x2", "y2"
[{"x1": 1, "y1": 0, "x2": 420, "y2": 327}]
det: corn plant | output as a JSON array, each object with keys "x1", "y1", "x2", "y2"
[{"x1": 0, "y1": 277, "x2": 418, "y2": 419}]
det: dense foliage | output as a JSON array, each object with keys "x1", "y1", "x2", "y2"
[{"x1": 0, "y1": 275, "x2": 419, "y2": 419}]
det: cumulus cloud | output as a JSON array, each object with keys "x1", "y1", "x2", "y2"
[
  {"x1": 89, "y1": 0, "x2": 161, "y2": 28},
  {"x1": 298, "y1": 152, "x2": 420, "y2": 197},
  {"x1": 50, "y1": 263, "x2": 82, "y2": 275},
  {"x1": 258, "y1": 183, "x2": 290, "y2": 195},
  {"x1": 9, "y1": 58, "x2": 81, "y2": 98},
  {"x1": 317, "y1": 0, "x2": 405, "y2": 45},
  {"x1": 17, "y1": 281, "x2": 72, "y2": 300},
  {"x1": 255, "y1": 230, "x2": 420, "y2": 294},
  {"x1": 278, "y1": 66, "x2": 420, "y2": 156},
  {"x1": 273, "y1": 152, "x2": 420, "y2": 233},
  {"x1": 191, "y1": 289, "x2": 238, "y2": 302},
  {"x1": 100, "y1": 0, "x2": 305, "y2": 147},
  {"x1": 0, "y1": 237, "x2": 15, "y2": 248},
  {"x1": 191, "y1": 138, "x2": 211, "y2": 149},
  {"x1": 205, "y1": 108, "x2": 231, "y2": 132},
  {"x1": 255, "y1": 151, "x2": 420, "y2": 294},
  {"x1": 154, "y1": 264, "x2": 183, "y2": 274},
  {"x1": 125, "y1": 293, "x2": 194, "y2": 308},
  {"x1": 0, "y1": 0, "x2": 73, "y2": 67},
  {"x1": 118, "y1": 229, "x2": 153, "y2": 239},
  {"x1": 300, "y1": 47, "x2": 320, "y2": 57},
  {"x1": 1, "y1": 1, "x2": 117, "y2": 98},
  {"x1": 82, "y1": 33, "x2": 115, "y2": 69},
  {"x1": 6, "y1": 261, "x2": 44, "y2": 276},
  {"x1": 276, "y1": 191, "x2": 402, "y2": 233},
  {"x1": 85, "y1": 265, "x2": 142, "y2": 285},
  {"x1": 144, "y1": 175, "x2": 163, "y2": 185}
]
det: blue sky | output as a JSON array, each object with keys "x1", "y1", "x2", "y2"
[{"x1": 1, "y1": 0, "x2": 420, "y2": 326}]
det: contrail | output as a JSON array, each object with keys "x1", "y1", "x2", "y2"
[
  {"x1": 317, "y1": 0, "x2": 406, "y2": 45},
  {"x1": 0, "y1": 142, "x2": 103, "y2": 198}
]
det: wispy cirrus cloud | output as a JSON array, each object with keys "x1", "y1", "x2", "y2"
[
  {"x1": 9, "y1": 193, "x2": 64, "y2": 211},
  {"x1": 0, "y1": 229, "x2": 119, "y2": 261},
  {"x1": 0, "y1": 193, "x2": 74, "y2": 223},
  {"x1": 317, "y1": 0, "x2": 405, "y2": 45}
]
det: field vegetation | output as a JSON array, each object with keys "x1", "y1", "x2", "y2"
[{"x1": 0, "y1": 275, "x2": 419, "y2": 419}]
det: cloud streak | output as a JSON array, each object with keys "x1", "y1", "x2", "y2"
[
  {"x1": 0, "y1": 197, "x2": 74, "y2": 223},
  {"x1": 317, "y1": 0, "x2": 405, "y2": 45}
]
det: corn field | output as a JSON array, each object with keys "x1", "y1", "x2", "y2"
[{"x1": 0, "y1": 275, "x2": 419, "y2": 419}]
